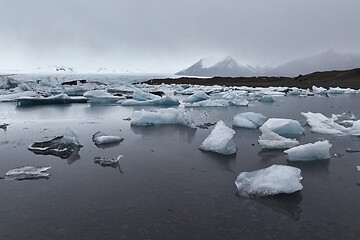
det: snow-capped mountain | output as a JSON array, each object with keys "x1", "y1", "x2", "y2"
[
  {"x1": 176, "y1": 50, "x2": 360, "y2": 77},
  {"x1": 35, "y1": 66, "x2": 75, "y2": 74},
  {"x1": 176, "y1": 56, "x2": 254, "y2": 77},
  {"x1": 267, "y1": 50, "x2": 360, "y2": 77}
]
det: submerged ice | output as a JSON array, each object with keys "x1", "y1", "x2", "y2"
[
  {"x1": 235, "y1": 165, "x2": 303, "y2": 198},
  {"x1": 4, "y1": 166, "x2": 51, "y2": 180},
  {"x1": 200, "y1": 120, "x2": 237, "y2": 155}
]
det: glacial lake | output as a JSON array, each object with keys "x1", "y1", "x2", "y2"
[{"x1": 1, "y1": 94, "x2": 360, "y2": 240}]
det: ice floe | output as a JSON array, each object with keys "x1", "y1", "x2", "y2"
[
  {"x1": 0, "y1": 91, "x2": 38, "y2": 102},
  {"x1": 92, "y1": 131, "x2": 124, "y2": 147},
  {"x1": 4, "y1": 166, "x2": 51, "y2": 180},
  {"x1": 28, "y1": 129, "x2": 83, "y2": 159},
  {"x1": 301, "y1": 112, "x2": 360, "y2": 136},
  {"x1": 284, "y1": 140, "x2": 332, "y2": 161},
  {"x1": 120, "y1": 96, "x2": 180, "y2": 106},
  {"x1": 235, "y1": 165, "x2": 303, "y2": 198},
  {"x1": 259, "y1": 95, "x2": 275, "y2": 103},
  {"x1": 232, "y1": 112, "x2": 266, "y2": 129},
  {"x1": 184, "y1": 99, "x2": 230, "y2": 107},
  {"x1": 130, "y1": 108, "x2": 195, "y2": 128},
  {"x1": 183, "y1": 91, "x2": 209, "y2": 103},
  {"x1": 133, "y1": 90, "x2": 161, "y2": 101},
  {"x1": 17, "y1": 93, "x2": 88, "y2": 106},
  {"x1": 83, "y1": 90, "x2": 123, "y2": 103},
  {"x1": 200, "y1": 120, "x2": 237, "y2": 155},
  {"x1": 258, "y1": 126, "x2": 299, "y2": 149},
  {"x1": 262, "y1": 118, "x2": 305, "y2": 137}
]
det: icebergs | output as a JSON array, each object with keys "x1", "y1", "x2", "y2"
[
  {"x1": 120, "y1": 96, "x2": 180, "y2": 106},
  {"x1": 94, "y1": 155, "x2": 122, "y2": 167},
  {"x1": 301, "y1": 112, "x2": 360, "y2": 136},
  {"x1": 92, "y1": 131, "x2": 124, "y2": 147},
  {"x1": 258, "y1": 126, "x2": 299, "y2": 149},
  {"x1": 184, "y1": 99, "x2": 229, "y2": 107},
  {"x1": 259, "y1": 95, "x2": 275, "y2": 103},
  {"x1": 262, "y1": 118, "x2": 305, "y2": 137},
  {"x1": 232, "y1": 112, "x2": 266, "y2": 129},
  {"x1": 132, "y1": 90, "x2": 161, "y2": 101},
  {"x1": 83, "y1": 90, "x2": 123, "y2": 103},
  {"x1": 0, "y1": 91, "x2": 38, "y2": 102},
  {"x1": 312, "y1": 86, "x2": 327, "y2": 95},
  {"x1": 4, "y1": 166, "x2": 51, "y2": 180},
  {"x1": 28, "y1": 129, "x2": 83, "y2": 159},
  {"x1": 235, "y1": 165, "x2": 303, "y2": 198},
  {"x1": 130, "y1": 108, "x2": 195, "y2": 128},
  {"x1": 183, "y1": 91, "x2": 209, "y2": 103},
  {"x1": 200, "y1": 120, "x2": 237, "y2": 155},
  {"x1": 16, "y1": 93, "x2": 88, "y2": 106},
  {"x1": 284, "y1": 140, "x2": 332, "y2": 161}
]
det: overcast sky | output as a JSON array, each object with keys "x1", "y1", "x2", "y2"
[{"x1": 1, "y1": 0, "x2": 360, "y2": 72}]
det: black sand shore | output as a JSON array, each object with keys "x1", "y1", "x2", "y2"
[{"x1": 145, "y1": 68, "x2": 360, "y2": 89}]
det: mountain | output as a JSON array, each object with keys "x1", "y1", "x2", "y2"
[
  {"x1": 176, "y1": 56, "x2": 254, "y2": 77},
  {"x1": 267, "y1": 50, "x2": 360, "y2": 77}
]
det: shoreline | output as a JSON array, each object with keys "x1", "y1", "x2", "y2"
[{"x1": 144, "y1": 68, "x2": 360, "y2": 89}]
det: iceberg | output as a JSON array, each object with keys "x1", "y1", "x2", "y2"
[
  {"x1": 229, "y1": 98, "x2": 249, "y2": 106},
  {"x1": 262, "y1": 118, "x2": 305, "y2": 137},
  {"x1": 16, "y1": 93, "x2": 88, "y2": 106},
  {"x1": 0, "y1": 91, "x2": 38, "y2": 102},
  {"x1": 259, "y1": 95, "x2": 275, "y2": 103},
  {"x1": 94, "y1": 155, "x2": 123, "y2": 167},
  {"x1": 258, "y1": 126, "x2": 299, "y2": 149},
  {"x1": 28, "y1": 129, "x2": 83, "y2": 159},
  {"x1": 132, "y1": 90, "x2": 161, "y2": 101},
  {"x1": 233, "y1": 112, "x2": 266, "y2": 129},
  {"x1": 301, "y1": 112, "x2": 360, "y2": 136},
  {"x1": 312, "y1": 86, "x2": 327, "y2": 94},
  {"x1": 130, "y1": 108, "x2": 195, "y2": 128},
  {"x1": 120, "y1": 96, "x2": 180, "y2": 106},
  {"x1": 284, "y1": 140, "x2": 332, "y2": 161},
  {"x1": 200, "y1": 120, "x2": 237, "y2": 155},
  {"x1": 183, "y1": 91, "x2": 209, "y2": 103},
  {"x1": 83, "y1": 90, "x2": 123, "y2": 103},
  {"x1": 235, "y1": 165, "x2": 303, "y2": 198},
  {"x1": 184, "y1": 99, "x2": 229, "y2": 107},
  {"x1": 4, "y1": 166, "x2": 51, "y2": 180},
  {"x1": 92, "y1": 131, "x2": 124, "y2": 146}
]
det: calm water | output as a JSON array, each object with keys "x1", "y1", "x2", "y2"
[{"x1": 0, "y1": 94, "x2": 360, "y2": 240}]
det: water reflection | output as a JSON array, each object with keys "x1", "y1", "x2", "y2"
[
  {"x1": 199, "y1": 150, "x2": 237, "y2": 173},
  {"x1": 258, "y1": 149, "x2": 285, "y2": 162},
  {"x1": 131, "y1": 125, "x2": 196, "y2": 143},
  {"x1": 288, "y1": 159, "x2": 331, "y2": 174}
]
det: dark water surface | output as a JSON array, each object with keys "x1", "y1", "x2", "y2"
[{"x1": 1, "y1": 95, "x2": 360, "y2": 240}]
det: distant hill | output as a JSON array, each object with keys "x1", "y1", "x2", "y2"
[
  {"x1": 176, "y1": 50, "x2": 360, "y2": 77},
  {"x1": 176, "y1": 56, "x2": 254, "y2": 77}
]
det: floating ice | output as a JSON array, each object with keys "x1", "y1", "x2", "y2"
[
  {"x1": 233, "y1": 112, "x2": 266, "y2": 129},
  {"x1": 94, "y1": 155, "x2": 123, "y2": 167},
  {"x1": 17, "y1": 93, "x2": 88, "y2": 106},
  {"x1": 4, "y1": 166, "x2": 51, "y2": 180},
  {"x1": 120, "y1": 96, "x2": 180, "y2": 106},
  {"x1": 262, "y1": 118, "x2": 305, "y2": 137},
  {"x1": 301, "y1": 112, "x2": 360, "y2": 136},
  {"x1": 259, "y1": 95, "x2": 275, "y2": 103},
  {"x1": 83, "y1": 90, "x2": 122, "y2": 103},
  {"x1": 92, "y1": 131, "x2": 124, "y2": 146},
  {"x1": 235, "y1": 165, "x2": 303, "y2": 198},
  {"x1": 221, "y1": 91, "x2": 249, "y2": 106},
  {"x1": 133, "y1": 90, "x2": 161, "y2": 101},
  {"x1": 184, "y1": 99, "x2": 229, "y2": 107},
  {"x1": 200, "y1": 120, "x2": 237, "y2": 155},
  {"x1": 28, "y1": 129, "x2": 83, "y2": 159},
  {"x1": 0, "y1": 91, "x2": 38, "y2": 102},
  {"x1": 258, "y1": 126, "x2": 299, "y2": 149},
  {"x1": 312, "y1": 86, "x2": 327, "y2": 94},
  {"x1": 183, "y1": 91, "x2": 210, "y2": 103},
  {"x1": 287, "y1": 88, "x2": 302, "y2": 96},
  {"x1": 131, "y1": 108, "x2": 195, "y2": 128},
  {"x1": 284, "y1": 140, "x2": 332, "y2": 161}
]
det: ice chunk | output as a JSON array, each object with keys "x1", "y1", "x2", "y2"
[
  {"x1": 184, "y1": 99, "x2": 229, "y2": 107},
  {"x1": 233, "y1": 112, "x2": 266, "y2": 129},
  {"x1": 4, "y1": 166, "x2": 51, "y2": 180},
  {"x1": 131, "y1": 108, "x2": 195, "y2": 128},
  {"x1": 120, "y1": 96, "x2": 180, "y2": 106},
  {"x1": 301, "y1": 112, "x2": 347, "y2": 135},
  {"x1": 0, "y1": 91, "x2": 38, "y2": 102},
  {"x1": 259, "y1": 95, "x2": 275, "y2": 103},
  {"x1": 17, "y1": 93, "x2": 88, "y2": 106},
  {"x1": 92, "y1": 131, "x2": 124, "y2": 146},
  {"x1": 133, "y1": 90, "x2": 161, "y2": 101},
  {"x1": 83, "y1": 90, "x2": 122, "y2": 103},
  {"x1": 262, "y1": 118, "x2": 305, "y2": 137},
  {"x1": 183, "y1": 91, "x2": 209, "y2": 103},
  {"x1": 284, "y1": 140, "x2": 332, "y2": 161},
  {"x1": 28, "y1": 129, "x2": 83, "y2": 159},
  {"x1": 258, "y1": 126, "x2": 299, "y2": 149},
  {"x1": 312, "y1": 86, "x2": 327, "y2": 94},
  {"x1": 200, "y1": 120, "x2": 237, "y2": 155},
  {"x1": 235, "y1": 165, "x2": 303, "y2": 198},
  {"x1": 229, "y1": 98, "x2": 249, "y2": 106},
  {"x1": 94, "y1": 155, "x2": 122, "y2": 167}
]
